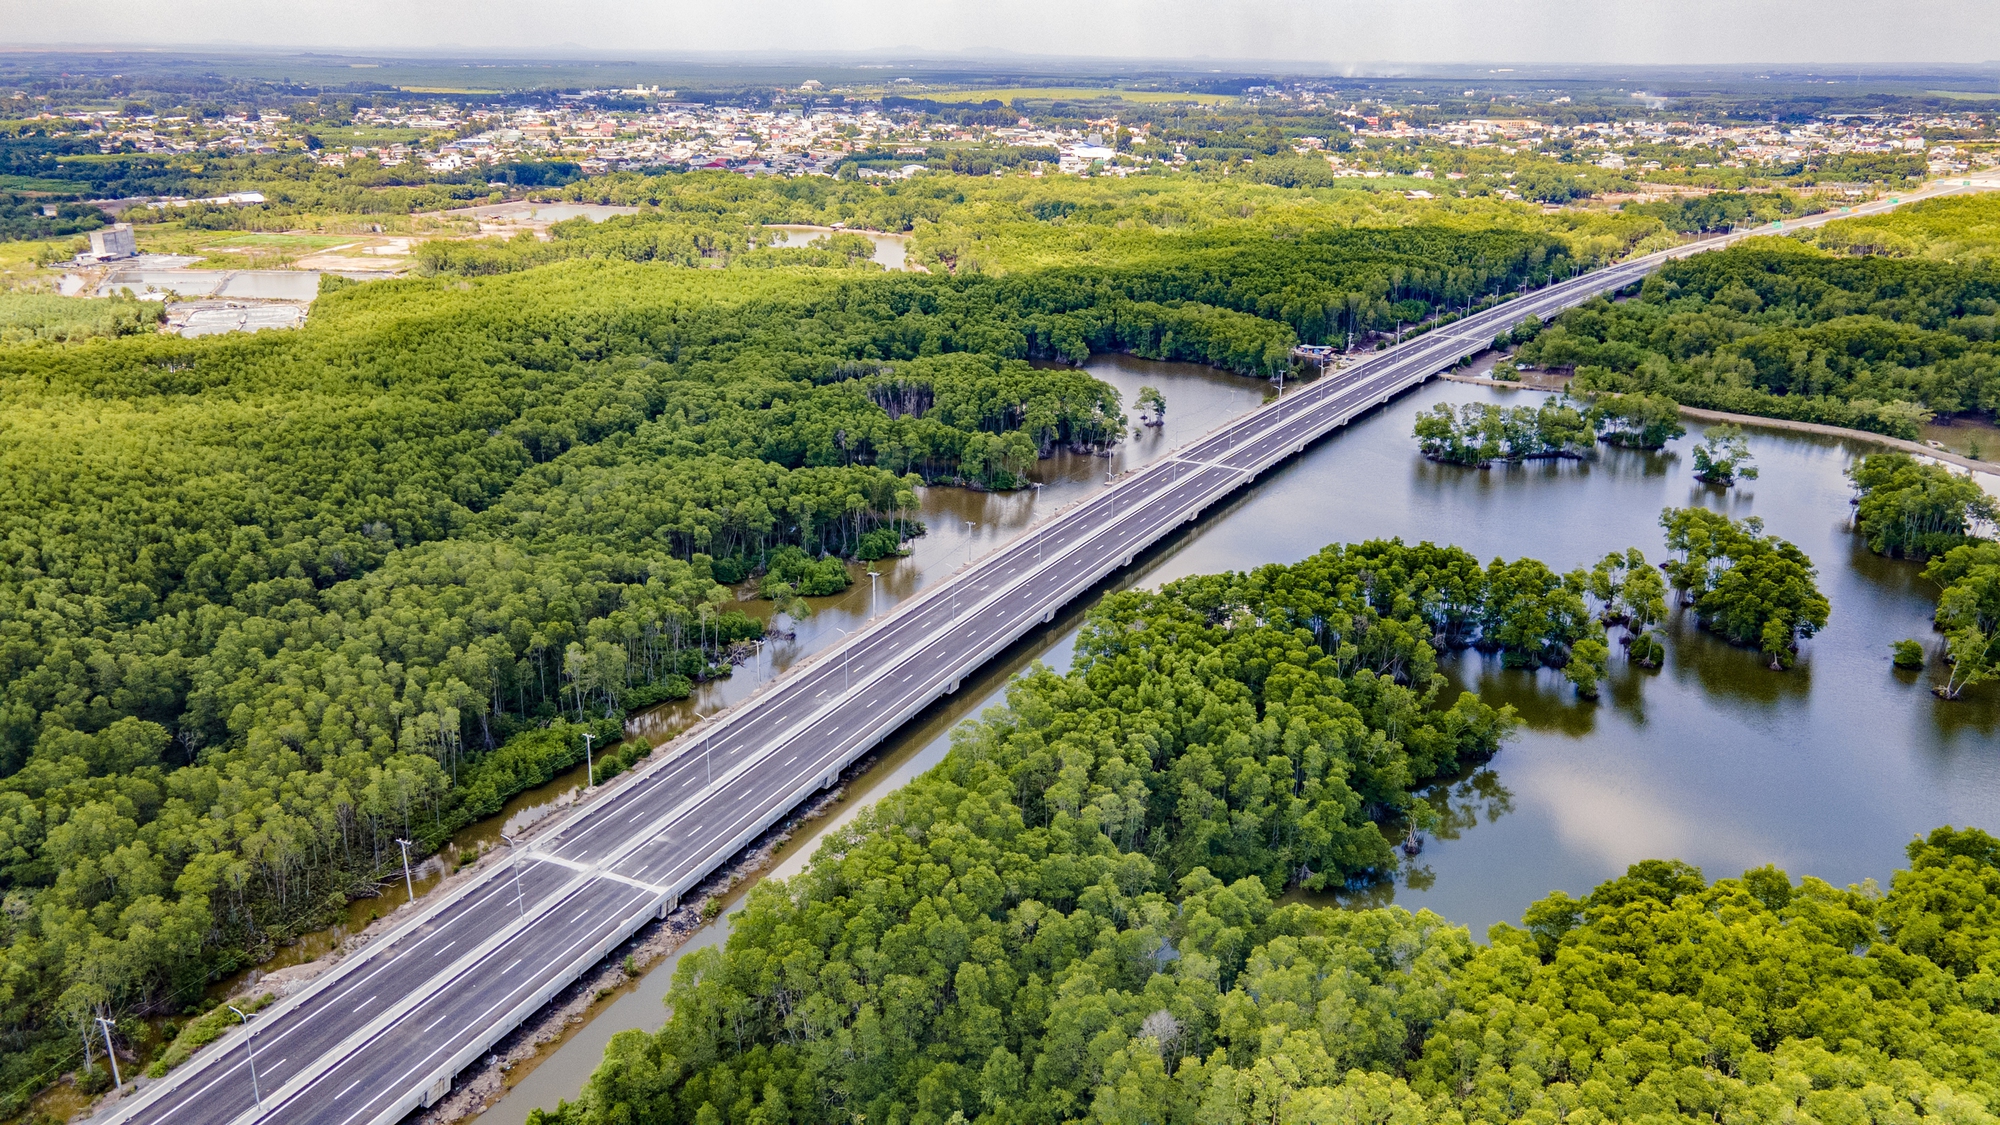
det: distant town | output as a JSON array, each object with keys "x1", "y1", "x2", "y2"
[{"x1": 32, "y1": 85, "x2": 1993, "y2": 189}]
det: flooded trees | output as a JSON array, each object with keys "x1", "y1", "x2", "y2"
[
  {"x1": 1661, "y1": 507, "x2": 1829, "y2": 668},
  {"x1": 1691, "y1": 423, "x2": 1759, "y2": 485},
  {"x1": 1411, "y1": 398, "x2": 1591, "y2": 466},
  {"x1": 1588, "y1": 393, "x2": 1686, "y2": 449},
  {"x1": 1849, "y1": 452, "x2": 1997, "y2": 559},
  {"x1": 1135, "y1": 384, "x2": 1166, "y2": 427},
  {"x1": 1924, "y1": 543, "x2": 2000, "y2": 699},
  {"x1": 1589, "y1": 548, "x2": 1669, "y2": 670}
]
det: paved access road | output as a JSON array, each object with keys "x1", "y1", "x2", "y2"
[{"x1": 100, "y1": 177, "x2": 1997, "y2": 1125}]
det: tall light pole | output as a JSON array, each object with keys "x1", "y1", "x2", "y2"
[
  {"x1": 228, "y1": 1006, "x2": 261, "y2": 1111},
  {"x1": 500, "y1": 833, "x2": 526, "y2": 917},
  {"x1": 1029, "y1": 483, "x2": 1046, "y2": 563},
  {"x1": 833, "y1": 627, "x2": 854, "y2": 691},
  {"x1": 94, "y1": 1016, "x2": 121, "y2": 1088},
  {"x1": 582, "y1": 732, "x2": 596, "y2": 789},
  {"x1": 395, "y1": 838, "x2": 415, "y2": 904},
  {"x1": 955, "y1": 521, "x2": 977, "y2": 621},
  {"x1": 866, "y1": 569, "x2": 880, "y2": 617}
]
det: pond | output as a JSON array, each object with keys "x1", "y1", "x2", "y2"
[
  {"x1": 95, "y1": 269, "x2": 321, "y2": 301},
  {"x1": 760, "y1": 224, "x2": 914, "y2": 270}
]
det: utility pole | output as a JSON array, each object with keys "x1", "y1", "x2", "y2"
[
  {"x1": 94, "y1": 1016, "x2": 121, "y2": 1087},
  {"x1": 500, "y1": 833, "x2": 526, "y2": 917},
  {"x1": 395, "y1": 838, "x2": 415, "y2": 903},
  {"x1": 583, "y1": 732, "x2": 596, "y2": 789},
  {"x1": 228, "y1": 1006, "x2": 261, "y2": 1110}
]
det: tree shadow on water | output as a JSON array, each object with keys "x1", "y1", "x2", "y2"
[
  {"x1": 1661, "y1": 608, "x2": 1812, "y2": 707},
  {"x1": 1444, "y1": 651, "x2": 1601, "y2": 737}
]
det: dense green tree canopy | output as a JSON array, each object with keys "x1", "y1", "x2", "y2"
[
  {"x1": 1924, "y1": 543, "x2": 2000, "y2": 699},
  {"x1": 0, "y1": 192, "x2": 1615, "y2": 1105},
  {"x1": 539, "y1": 680, "x2": 2000, "y2": 1125},
  {"x1": 1660, "y1": 507, "x2": 1829, "y2": 667},
  {"x1": 1519, "y1": 204, "x2": 2000, "y2": 437},
  {"x1": 1850, "y1": 452, "x2": 1997, "y2": 559},
  {"x1": 1412, "y1": 399, "x2": 1592, "y2": 466}
]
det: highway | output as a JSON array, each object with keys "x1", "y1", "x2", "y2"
[{"x1": 97, "y1": 175, "x2": 1997, "y2": 1125}]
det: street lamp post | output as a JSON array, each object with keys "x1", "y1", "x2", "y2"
[
  {"x1": 867, "y1": 569, "x2": 880, "y2": 617},
  {"x1": 395, "y1": 837, "x2": 415, "y2": 904},
  {"x1": 1029, "y1": 482, "x2": 1046, "y2": 563},
  {"x1": 228, "y1": 1006, "x2": 261, "y2": 1110},
  {"x1": 500, "y1": 832, "x2": 526, "y2": 917},
  {"x1": 94, "y1": 1016, "x2": 121, "y2": 1088},
  {"x1": 834, "y1": 627, "x2": 854, "y2": 691},
  {"x1": 955, "y1": 521, "x2": 977, "y2": 621},
  {"x1": 583, "y1": 732, "x2": 596, "y2": 789}
]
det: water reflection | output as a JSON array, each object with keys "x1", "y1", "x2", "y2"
[
  {"x1": 624, "y1": 355, "x2": 1271, "y2": 744},
  {"x1": 760, "y1": 225, "x2": 913, "y2": 271},
  {"x1": 1118, "y1": 379, "x2": 2000, "y2": 938},
  {"x1": 485, "y1": 368, "x2": 2000, "y2": 1119}
]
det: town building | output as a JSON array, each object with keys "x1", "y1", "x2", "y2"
[{"x1": 87, "y1": 223, "x2": 137, "y2": 261}]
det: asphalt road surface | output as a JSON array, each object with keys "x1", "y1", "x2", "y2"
[{"x1": 97, "y1": 177, "x2": 1998, "y2": 1125}]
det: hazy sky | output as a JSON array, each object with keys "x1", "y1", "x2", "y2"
[{"x1": 11, "y1": 0, "x2": 2000, "y2": 66}]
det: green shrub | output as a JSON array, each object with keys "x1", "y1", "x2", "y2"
[
  {"x1": 146, "y1": 992, "x2": 276, "y2": 1077},
  {"x1": 0, "y1": 292, "x2": 162, "y2": 344}
]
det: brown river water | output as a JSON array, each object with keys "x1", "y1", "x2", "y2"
[{"x1": 234, "y1": 355, "x2": 2000, "y2": 1125}]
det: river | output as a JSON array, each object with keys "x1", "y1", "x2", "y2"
[{"x1": 469, "y1": 363, "x2": 2000, "y2": 1123}]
